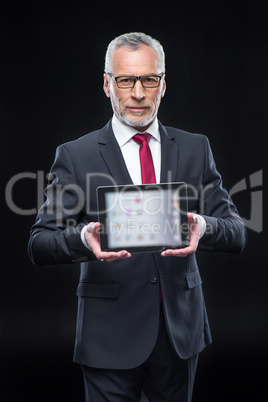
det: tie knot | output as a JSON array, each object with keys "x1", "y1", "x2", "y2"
[{"x1": 133, "y1": 133, "x2": 151, "y2": 145}]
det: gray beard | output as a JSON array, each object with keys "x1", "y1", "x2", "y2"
[{"x1": 118, "y1": 110, "x2": 156, "y2": 129}]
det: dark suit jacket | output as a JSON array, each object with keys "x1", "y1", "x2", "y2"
[{"x1": 28, "y1": 120, "x2": 247, "y2": 369}]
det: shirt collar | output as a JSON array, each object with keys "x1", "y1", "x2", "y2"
[{"x1": 112, "y1": 114, "x2": 160, "y2": 147}]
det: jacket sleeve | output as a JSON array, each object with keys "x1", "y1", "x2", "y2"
[
  {"x1": 198, "y1": 136, "x2": 247, "y2": 253},
  {"x1": 28, "y1": 144, "x2": 96, "y2": 266}
]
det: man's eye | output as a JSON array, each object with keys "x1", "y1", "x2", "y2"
[
  {"x1": 144, "y1": 77, "x2": 158, "y2": 83},
  {"x1": 118, "y1": 77, "x2": 134, "y2": 84}
]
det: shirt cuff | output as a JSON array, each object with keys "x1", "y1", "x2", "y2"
[
  {"x1": 193, "y1": 214, "x2": 207, "y2": 238},
  {"x1": 81, "y1": 225, "x2": 92, "y2": 251}
]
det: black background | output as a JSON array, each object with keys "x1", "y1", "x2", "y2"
[{"x1": 1, "y1": 1, "x2": 267, "y2": 401}]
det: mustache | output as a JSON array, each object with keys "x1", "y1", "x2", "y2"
[{"x1": 126, "y1": 105, "x2": 150, "y2": 108}]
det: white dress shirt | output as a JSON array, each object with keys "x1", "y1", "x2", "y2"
[{"x1": 111, "y1": 114, "x2": 161, "y2": 185}]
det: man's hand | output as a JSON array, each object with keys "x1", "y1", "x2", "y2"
[
  {"x1": 161, "y1": 213, "x2": 201, "y2": 257},
  {"x1": 84, "y1": 222, "x2": 131, "y2": 263}
]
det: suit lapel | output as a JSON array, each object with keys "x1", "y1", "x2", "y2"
[
  {"x1": 98, "y1": 120, "x2": 178, "y2": 185},
  {"x1": 98, "y1": 120, "x2": 133, "y2": 185},
  {"x1": 159, "y1": 122, "x2": 178, "y2": 183}
]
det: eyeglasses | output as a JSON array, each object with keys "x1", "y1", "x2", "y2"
[{"x1": 107, "y1": 72, "x2": 165, "y2": 89}]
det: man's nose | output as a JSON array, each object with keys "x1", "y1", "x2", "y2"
[{"x1": 131, "y1": 79, "x2": 145, "y2": 100}]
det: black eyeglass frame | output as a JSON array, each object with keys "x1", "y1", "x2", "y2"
[{"x1": 107, "y1": 72, "x2": 165, "y2": 89}]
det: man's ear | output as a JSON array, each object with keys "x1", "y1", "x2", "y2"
[
  {"x1": 103, "y1": 73, "x2": 110, "y2": 98},
  {"x1": 161, "y1": 79, "x2": 166, "y2": 98}
]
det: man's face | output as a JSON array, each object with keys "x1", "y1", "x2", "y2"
[{"x1": 103, "y1": 44, "x2": 166, "y2": 132}]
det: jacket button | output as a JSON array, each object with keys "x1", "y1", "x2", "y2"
[{"x1": 150, "y1": 275, "x2": 158, "y2": 284}]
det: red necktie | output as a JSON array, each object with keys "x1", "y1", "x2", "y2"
[{"x1": 133, "y1": 133, "x2": 156, "y2": 184}]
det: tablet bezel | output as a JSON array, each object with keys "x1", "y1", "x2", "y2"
[{"x1": 97, "y1": 182, "x2": 189, "y2": 253}]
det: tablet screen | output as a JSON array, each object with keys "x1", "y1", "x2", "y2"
[{"x1": 97, "y1": 183, "x2": 189, "y2": 253}]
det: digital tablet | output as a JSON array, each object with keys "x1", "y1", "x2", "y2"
[{"x1": 97, "y1": 182, "x2": 189, "y2": 253}]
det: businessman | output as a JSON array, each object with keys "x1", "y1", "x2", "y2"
[{"x1": 28, "y1": 32, "x2": 247, "y2": 401}]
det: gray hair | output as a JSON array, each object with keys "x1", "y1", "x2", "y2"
[{"x1": 104, "y1": 32, "x2": 165, "y2": 73}]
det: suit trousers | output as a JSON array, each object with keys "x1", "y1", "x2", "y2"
[{"x1": 81, "y1": 303, "x2": 198, "y2": 402}]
